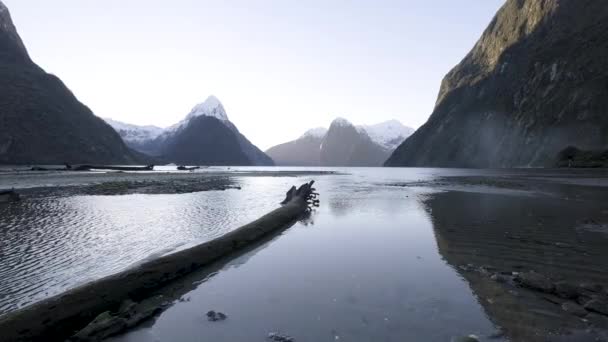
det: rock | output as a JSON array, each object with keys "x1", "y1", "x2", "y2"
[
  {"x1": 561, "y1": 302, "x2": 588, "y2": 317},
  {"x1": 268, "y1": 332, "x2": 295, "y2": 342},
  {"x1": 459, "y1": 264, "x2": 473, "y2": 272},
  {"x1": 508, "y1": 290, "x2": 521, "y2": 297},
  {"x1": 70, "y1": 296, "x2": 167, "y2": 341},
  {"x1": 206, "y1": 310, "x2": 227, "y2": 322},
  {"x1": 478, "y1": 265, "x2": 497, "y2": 275},
  {"x1": 584, "y1": 297, "x2": 608, "y2": 316},
  {"x1": 486, "y1": 330, "x2": 505, "y2": 339},
  {"x1": 555, "y1": 281, "x2": 580, "y2": 299},
  {"x1": 580, "y1": 283, "x2": 604, "y2": 293},
  {"x1": 451, "y1": 335, "x2": 480, "y2": 342},
  {"x1": 490, "y1": 273, "x2": 510, "y2": 283},
  {"x1": 514, "y1": 271, "x2": 555, "y2": 293},
  {"x1": 0, "y1": 190, "x2": 20, "y2": 203}
]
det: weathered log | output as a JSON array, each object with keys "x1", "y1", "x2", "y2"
[
  {"x1": 177, "y1": 166, "x2": 200, "y2": 171},
  {"x1": 0, "y1": 181, "x2": 316, "y2": 342},
  {"x1": 0, "y1": 189, "x2": 20, "y2": 203},
  {"x1": 30, "y1": 166, "x2": 68, "y2": 171},
  {"x1": 65, "y1": 164, "x2": 155, "y2": 172}
]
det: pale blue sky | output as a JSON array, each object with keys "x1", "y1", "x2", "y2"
[{"x1": 5, "y1": 0, "x2": 504, "y2": 149}]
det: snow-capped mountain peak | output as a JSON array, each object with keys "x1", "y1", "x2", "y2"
[
  {"x1": 301, "y1": 127, "x2": 327, "y2": 139},
  {"x1": 360, "y1": 120, "x2": 415, "y2": 150},
  {"x1": 186, "y1": 95, "x2": 228, "y2": 122},
  {"x1": 167, "y1": 95, "x2": 229, "y2": 133}
]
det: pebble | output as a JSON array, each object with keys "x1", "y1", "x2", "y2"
[
  {"x1": 580, "y1": 283, "x2": 604, "y2": 293},
  {"x1": 451, "y1": 335, "x2": 480, "y2": 342},
  {"x1": 268, "y1": 332, "x2": 295, "y2": 342},
  {"x1": 206, "y1": 310, "x2": 228, "y2": 321},
  {"x1": 584, "y1": 297, "x2": 608, "y2": 316},
  {"x1": 514, "y1": 271, "x2": 555, "y2": 293},
  {"x1": 555, "y1": 281, "x2": 580, "y2": 299},
  {"x1": 561, "y1": 302, "x2": 588, "y2": 317}
]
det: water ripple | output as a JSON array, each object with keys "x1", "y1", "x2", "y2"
[{"x1": 0, "y1": 177, "x2": 290, "y2": 315}]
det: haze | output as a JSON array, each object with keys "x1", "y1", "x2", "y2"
[{"x1": 5, "y1": 0, "x2": 503, "y2": 149}]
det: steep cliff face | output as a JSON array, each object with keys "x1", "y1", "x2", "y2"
[
  {"x1": 0, "y1": 1, "x2": 140, "y2": 165},
  {"x1": 386, "y1": 0, "x2": 608, "y2": 167}
]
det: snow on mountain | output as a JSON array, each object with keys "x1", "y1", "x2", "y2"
[
  {"x1": 104, "y1": 118, "x2": 164, "y2": 142},
  {"x1": 301, "y1": 127, "x2": 327, "y2": 139},
  {"x1": 359, "y1": 120, "x2": 415, "y2": 150},
  {"x1": 331, "y1": 117, "x2": 354, "y2": 127},
  {"x1": 292, "y1": 118, "x2": 413, "y2": 151},
  {"x1": 186, "y1": 95, "x2": 228, "y2": 122},
  {"x1": 168, "y1": 95, "x2": 228, "y2": 133},
  {"x1": 105, "y1": 95, "x2": 230, "y2": 143}
]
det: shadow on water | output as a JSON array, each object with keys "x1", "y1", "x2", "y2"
[
  {"x1": 423, "y1": 190, "x2": 608, "y2": 341},
  {"x1": 106, "y1": 209, "x2": 318, "y2": 337}
]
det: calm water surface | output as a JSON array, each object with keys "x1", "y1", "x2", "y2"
[{"x1": 2, "y1": 167, "x2": 608, "y2": 341}]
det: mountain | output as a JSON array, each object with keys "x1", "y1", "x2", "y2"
[
  {"x1": 0, "y1": 1, "x2": 140, "y2": 165},
  {"x1": 103, "y1": 119, "x2": 163, "y2": 156},
  {"x1": 386, "y1": 0, "x2": 608, "y2": 168},
  {"x1": 320, "y1": 118, "x2": 390, "y2": 166},
  {"x1": 267, "y1": 119, "x2": 411, "y2": 166},
  {"x1": 361, "y1": 120, "x2": 415, "y2": 150},
  {"x1": 265, "y1": 128, "x2": 327, "y2": 166},
  {"x1": 106, "y1": 96, "x2": 273, "y2": 166},
  {"x1": 162, "y1": 115, "x2": 250, "y2": 165}
]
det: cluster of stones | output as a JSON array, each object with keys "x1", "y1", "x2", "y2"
[{"x1": 459, "y1": 264, "x2": 608, "y2": 318}]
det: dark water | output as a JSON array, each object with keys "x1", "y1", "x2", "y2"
[{"x1": 2, "y1": 167, "x2": 608, "y2": 341}]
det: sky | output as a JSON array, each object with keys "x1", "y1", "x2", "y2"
[{"x1": 5, "y1": 0, "x2": 504, "y2": 150}]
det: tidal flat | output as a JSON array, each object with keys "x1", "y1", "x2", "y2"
[{"x1": 1, "y1": 167, "x2": 608, "y2": 341}]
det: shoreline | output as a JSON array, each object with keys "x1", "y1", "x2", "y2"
[
  {"x1": 0, "y1": 181, "x2": 317, "y2": 342},
  {"x1": 0, "y1": 170, "x2": 337, "y2": 196}
]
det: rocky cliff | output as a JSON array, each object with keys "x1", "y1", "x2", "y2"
[
  {"x1": 0, "y1": 1, "x2": 140, "y2": 165},
  {"x1": 386, "y1": 0, "x2": 608, "y2": 167}
]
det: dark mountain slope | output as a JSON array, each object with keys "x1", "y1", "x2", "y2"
[
  {"x1": 386, "y1": 0, "x2": 608, "y2": 167},
  {"x1": 161, "y1": 116, "x2": 251, "y2": 165},
  {"x1": 0, "y1": 1, "x2": 140, "y2": 164},
  {"x1": 320, "y1": 118, "x2": 390, "y2": 166}
]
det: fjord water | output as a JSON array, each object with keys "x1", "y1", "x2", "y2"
[{"x1": 2, "y1": 167, "x2": 608, "y2": 341}]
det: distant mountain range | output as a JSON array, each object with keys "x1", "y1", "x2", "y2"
[
  {"x1": 386, "y1": 0, "x2": 608, "y2": 167},
  {"x1": 0, "y1": 1, "x2": 140, "y2": 165},
  {"x1": 266, "y1": 118, "x2": 413, "y2": 166},
  {"x1": 106, "y1": 96, "x2": 273, "y2": 166}
]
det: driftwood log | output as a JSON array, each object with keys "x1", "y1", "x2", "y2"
[
  {"x1": 0, "y1": 189, "x2": 20, "y2": 203},
  {"x1": 65, "y1": 164, "x2": 155, "y2": 172},
  {"x1": 0, "y1": 181, "x2": 317, "y2": 342},
  {"x1": 177, "y1": 166, "x2": 201, "y2": 171}
]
